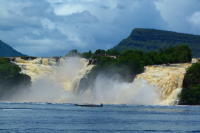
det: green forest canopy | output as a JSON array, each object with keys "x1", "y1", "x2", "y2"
[
  {"x1": 111, "y1": 28, "x2": 200, "y2": 58},
  {"x1": 180, "y1": 62, "x2": 200, "y2": 105},
  {"x1": 0, "y1": 57, "x2": 31, "y2": 100}
]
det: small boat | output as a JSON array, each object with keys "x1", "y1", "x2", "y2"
[{"x1": 75, "y1": 103, "x2": 103, "y2": 107}]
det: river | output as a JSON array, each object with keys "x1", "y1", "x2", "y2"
[{"x1": 1, "y1": 102, "x2": 200, "y2": 132}]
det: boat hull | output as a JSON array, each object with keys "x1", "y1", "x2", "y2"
[{"x1": 75, "y1": 104, "x2": 103, "y2": 107}]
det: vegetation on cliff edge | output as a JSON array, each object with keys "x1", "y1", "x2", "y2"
[
  {"x1": 179, "y1": 62, "x2": 200, "y2": 105},
  {"x1": 78, "y1": 45, "x2": 192, "y2": 92},
  {"x1": 111, "y1": 28, "x2": 200, "y2": 57},
  {"x1": 0, "y1": 57, "x2": 31, "y2": 100}
]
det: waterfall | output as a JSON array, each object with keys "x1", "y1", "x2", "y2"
[
  {"x1": 69, "y1": 64, "x2": 190, "y2": 105},
  {"x1": 13, "y1": 57, "x2": 94, "y2": 91},
  {"x1": 12, "y1": 57, "x2": 191, "y2": 105},
  {"x1": 135, "y1": 64, "x2": 191, "y2": 105}
]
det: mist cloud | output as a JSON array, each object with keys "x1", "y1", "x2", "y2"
[{"x1": 60, "y1": 74, "x2": 160, "y2": 105}]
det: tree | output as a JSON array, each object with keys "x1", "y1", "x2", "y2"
[
  {"x1": 82, "y1": 50, "x2": 93, "y2": 58},
  {"x1": 69, "y1": 49, "x2": 78, "y2": 54},
  {"x1": 94, "y1": 49, "x2": 105, "y2": 55},
  {"x1": 0, "y1": 57, "x2": 9, "y2": 64},
  {"x1": 65, "y1": 49, "x2": 79, "y2": 57},
  {"x1": 106, "y1": 49, "x2": 121, "y2": 56}
]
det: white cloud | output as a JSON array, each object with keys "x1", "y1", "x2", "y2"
[
  {"x1": 41, "y1": 19, "x2": 56, "y2": 30},
  {"x1": 154, "y1": 0, "x2": 200, "y2": 33},
  {"x1": 54, "y1": 4, "x2": 85, "y2": 15},
  {"x1": 188, "y1": 11, "x2": 200, "y2": 28}
]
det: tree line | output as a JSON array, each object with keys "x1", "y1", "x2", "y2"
[
  {"x1": 0, "y1": 57, "x2": 31, "y2": 100},
  {"x1": 179, "y1": 62, "x2": 200, "y2": 105}
]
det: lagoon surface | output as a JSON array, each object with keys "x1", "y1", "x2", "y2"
[{"x1": 1, "y1": 102, "x2": 200, "y2": 133}]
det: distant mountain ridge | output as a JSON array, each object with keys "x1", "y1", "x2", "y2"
[
  {"x1": 111, "y1": 28, "x2": 200, "y2": 57},
  {"x1": 0, "y1": 40, "x2": 26, "y2": 57}
]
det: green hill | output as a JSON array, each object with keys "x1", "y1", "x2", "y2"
[
  {"x1": 111, "y1": 28, "x2": 200, "y2": 57},
  {"x1": 0, "y1": 40, "x2": 26, "y2": 57}
]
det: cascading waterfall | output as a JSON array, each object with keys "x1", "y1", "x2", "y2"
[
  {"x1": 13, "y1": 57, "x2": 93, "y2": 91},
  {"x1": 9, "y1": 57, "x2": 94, "y2": 103},
  {"x1": 12, "y1": 57, "x2": 191, "y2": 105},
  {"x1": 135, "y1": 63, "x2": 191, "y2": 105}
]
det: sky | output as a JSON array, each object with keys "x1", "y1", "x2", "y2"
[{"x1": 1, "y1": 0, "x2": 200, "y2": 57}]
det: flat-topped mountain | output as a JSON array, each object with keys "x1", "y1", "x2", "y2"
[
  {"x1": 111, "y1": 28, "x2": 200, "y2": 57},
  {"x1": 0, "y1": 40, "x2": 26, "y2": 57}
]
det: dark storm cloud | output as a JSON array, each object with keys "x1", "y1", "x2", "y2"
[
  {"x1": 113, "y1": 1, "x2": 167, "y2": 29},
  {"x1": 22, "y1": 3, "x2": 55, "y2": 18},
  {"x1": 0, "y1": 0, "x2": 200, "y2": 56},
  {"x1": 116, "y1": 4, "x2": 126, "y2": 10},
  {"x1": 55, "y1": 2, "x2": 63, "y2": 5},
  {"x1": 99, "y1": 5, "x2": 110, "y2": 10},
  {"x1": 0, "y1": 9, "x2": 43, "y2": 31},
  {"x1": 25, "y1": 28, "x2": 67, "y2": 40}
]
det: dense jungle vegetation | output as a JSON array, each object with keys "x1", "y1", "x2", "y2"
[
  {"x1": 78, "y1": 45, "x2": 192, "y2": 92},
  {"x1": 0, "y1": 40, "x2": 26, "y2": 57},
  {"x1": 0, "y1": 57, "x2": 31, "y2": 100},
  {"x1": 179, "y1": 62, "x2": 200, "y2": 105},
  {"x1": 111, "y1": 28, "x2": 200, "y2": 58}
]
